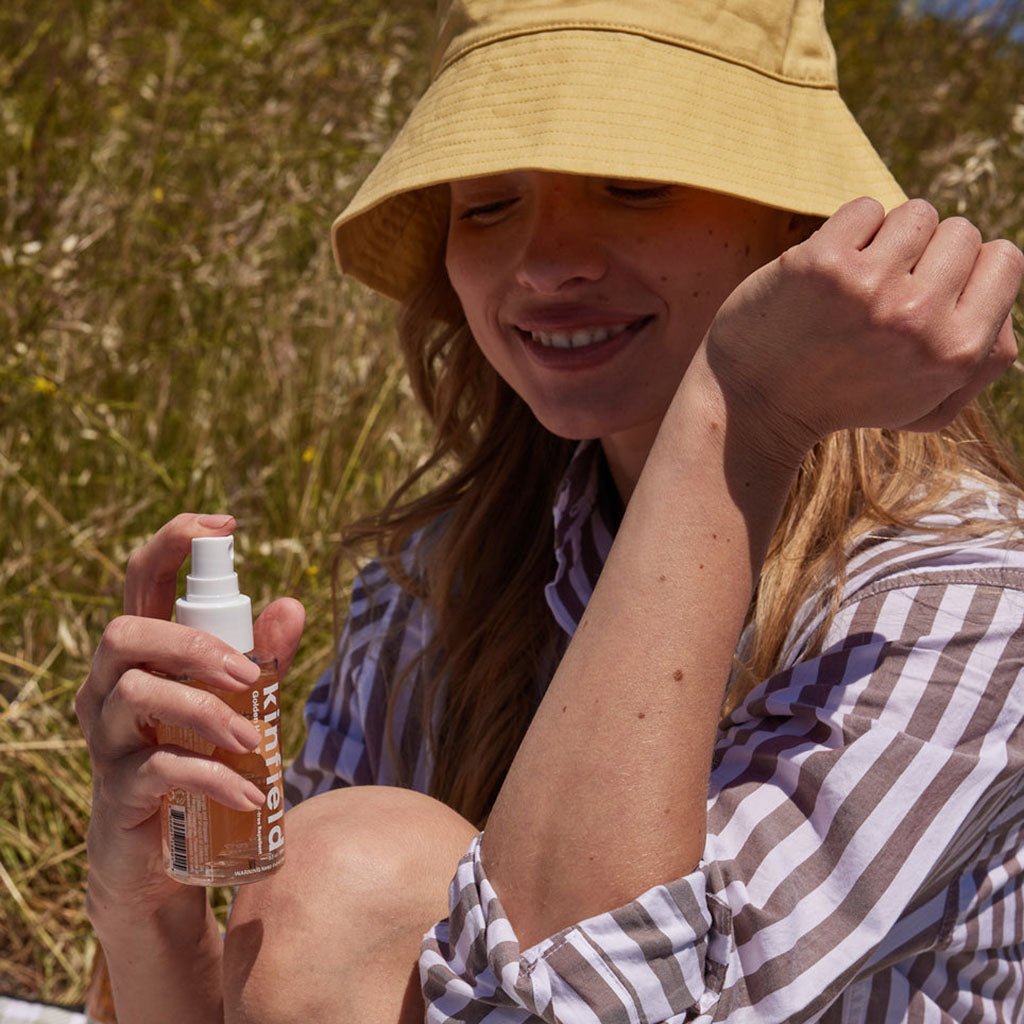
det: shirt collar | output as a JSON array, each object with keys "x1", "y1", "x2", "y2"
[{"x1": 545, "y1": 440, "x2": 621, "y2": 636}]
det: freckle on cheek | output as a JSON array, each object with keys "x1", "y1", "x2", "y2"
[{"x1": 673, "y1": 669, "x2": 684, "y2": 681}]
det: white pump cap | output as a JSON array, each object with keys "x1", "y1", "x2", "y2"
[{"x1": 175, "y1": 536, "x2": 254, "y2": 654}]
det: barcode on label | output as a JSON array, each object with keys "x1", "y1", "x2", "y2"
[{"x1": 169, "y1": 805, "x2": 188, "y2": 874}]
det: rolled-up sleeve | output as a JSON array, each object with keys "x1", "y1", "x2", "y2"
[
  {"x1": 422, "y1": 835, "x2": 734, "y2": 1022},
  {"x1": 420, "y1": 576, "x2": 1024, "y2": 1023}
]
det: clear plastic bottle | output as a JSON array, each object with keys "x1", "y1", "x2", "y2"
[{"x1": 156, "y1": 536, "x2": 285, "y2": 886}]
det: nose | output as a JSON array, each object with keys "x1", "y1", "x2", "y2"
[{"x1": 514, "y1": 183, "x2": 607, "y2": 294}]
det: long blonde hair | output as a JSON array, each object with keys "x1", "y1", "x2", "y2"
[{"x1": 339, "y1": 244, "x2": 1024, "y2": 828}]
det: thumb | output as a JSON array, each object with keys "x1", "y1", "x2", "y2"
[{"x1": 253, "y1": 598, "x2": 306, "y2": 677}]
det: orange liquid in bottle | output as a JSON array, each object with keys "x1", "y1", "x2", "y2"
[{"x1": 157, "y1": 655, "x2": 285, "y2": 886}]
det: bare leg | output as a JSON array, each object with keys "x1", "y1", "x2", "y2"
[{"x1": 223, "y1": 786, "x2": 478, "y2": 1024}]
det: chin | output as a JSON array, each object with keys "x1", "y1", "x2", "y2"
[{"x1": 528, "y1": 402, "x2": 659, "y2": 445}]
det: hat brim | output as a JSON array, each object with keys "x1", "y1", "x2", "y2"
[{"x1": 333, "y1": 29, "x2": 907, "y2": 303}]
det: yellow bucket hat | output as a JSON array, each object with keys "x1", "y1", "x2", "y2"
[{"x1": 332, "y1": 0, "x2": 908, "y2": 303}]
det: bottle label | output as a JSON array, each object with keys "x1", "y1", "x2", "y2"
[
  {"x1": 158, "y1": 657, "x2": 285, "y2": 885},
  {"x1": 168, "y1": 804, "x2": 189, "y2": 873}
]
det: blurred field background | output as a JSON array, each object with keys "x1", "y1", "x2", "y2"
[{"x1": 1, "y1": 0, "x2": 1023, "y2": 1006}]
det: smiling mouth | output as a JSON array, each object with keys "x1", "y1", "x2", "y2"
[{"x1": 517, "y1": 316, "x2": 653, "y2": 350}]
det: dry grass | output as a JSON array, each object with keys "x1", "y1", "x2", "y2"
[
  {"x1": 0, "y1": 0, "x2": 434, "y2": 1002},
  {"x1": 1, "y1": 0, "x2": 1022, "y2": 1006}
]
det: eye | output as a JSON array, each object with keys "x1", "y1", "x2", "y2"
[
  {"x1": 457, "y1": 197, "x2": 519, "y2": 222},
  {"x1": 606, "y1": 183, "x2": 674, "y2": 202}
]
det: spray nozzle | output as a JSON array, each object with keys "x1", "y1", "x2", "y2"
[
  {"x1": 185, "y1": 536, "x2": 241, "y2": 599},
  {"x1": 176, "y1": 535, "x2": 254, "y2": 654}
]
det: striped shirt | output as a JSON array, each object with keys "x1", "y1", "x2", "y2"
[{"x1": 284, "y1": 441, "x2": 1024, "y2": 1023}]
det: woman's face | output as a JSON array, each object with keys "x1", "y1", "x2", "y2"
[{"x1": 445, "y1": 170, "x2": 801, "y2": 459}]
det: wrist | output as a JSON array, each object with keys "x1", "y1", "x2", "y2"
[
  {"x1": 665, "y1": 341, "x2": 810, "y2": 485},
  {"x1": 699, "y1": 325, "x2": 821, "y2": 473},
  {"x1": 86, "y1": 869, "x2": 210, "y2": 947}
]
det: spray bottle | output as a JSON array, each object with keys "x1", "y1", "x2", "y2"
[
  {"x1": 87, "y1": 537, "x2": 286, "y2": 1021},
  {"x1": 155, "y1": 535, "x2": 286, "y2": 885}
]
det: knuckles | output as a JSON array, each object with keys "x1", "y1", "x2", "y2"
[
  {"x1": 941, "y1": 339, "x2": 988, "y2": 376},
  {"x1": 994, "y1": 330, "x2": 1019, "y2": 365},
  {"x1": 882, "y1": 292, "x2": 938, "y2": 339},
  {"x1": 943, "y1": 216, "x2": 982, "y2": 249},
  {"x1": 99, "y1": 614, "x2": 141, "y2": 654},
  {"x1": 988, "y1": 238, "x2": 1024, "y2": 275},
  {"x1": 73, "y1": 680, "x2": 93, "y2": 732},
  {"x1": 900, "y1": 197, "x2": 940, "y2": 229},
  {"x1": 111, "y1": 667, "x2": 151, "y2": 710},
  {"x1": 731, "y1": 196, "x2": 1014, "y2": 437},
  {"x1": 180, "y1": 627, "x2": 215, "y2": 663},
  {"x1": 844, "y1": 195, "x2": 886, "y2": 225},
  {"x1": 124, "y1": 545, "x2": 148, "y2": 580},
  {"x1": 99, "y1": 614, "x2": 218, "y2": 667}
]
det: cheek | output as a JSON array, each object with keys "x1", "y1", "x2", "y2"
[
  {"x1": 443, "y1": 237, "x2": 468, "y2": 301},
  {"x1": 445, "y1": 235, "x2": 492, "y2": 327}
]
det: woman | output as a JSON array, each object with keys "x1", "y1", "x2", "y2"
[{"x1": 76, "y1": 1, "x2": 1024, "y2": 1021}]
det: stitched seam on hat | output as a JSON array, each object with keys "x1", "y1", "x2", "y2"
[{"x1": 437, "y1": 22, "x2": 836, "y2": 88}]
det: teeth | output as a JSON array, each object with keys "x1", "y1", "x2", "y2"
[{"x1": 531, "y1": 323, "x2": 631, "y2": 349}]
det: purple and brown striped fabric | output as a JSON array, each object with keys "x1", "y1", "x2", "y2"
[{"x1": 284, "y1": 442, "x2": 1024, "y2": 1022}]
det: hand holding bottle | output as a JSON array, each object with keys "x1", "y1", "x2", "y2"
[{"x1": 75, "y1": 513, "x2": 305, "y2": 919}]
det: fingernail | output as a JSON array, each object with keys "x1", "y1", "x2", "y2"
[
  {"x1": 230, "y1": 715, "x2": 262, "y2": 751},
  {"x1": 225, "y1": 652, "x2": 261, "y2": 684},
  {"x1": 198, "y1": 513, "x2": 233, "y2": 528},
  {"x1": 240, "y1": 781, "x2": 265, "y2": 809}
]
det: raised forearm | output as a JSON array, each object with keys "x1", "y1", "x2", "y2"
[{"x1": 482, "y1": 348, "x2": 800, "y2": 949}]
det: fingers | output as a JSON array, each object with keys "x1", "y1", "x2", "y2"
[
  {"x1": 908, "y1": 215, "x2": 981, "y2": 296},
  {"x1": 76, "y1": 616, "x2": 260, "y2": 732},
  {"x1": 925, "y1": 241, "x2": 1024, "y2": 423},
  {"x1": 865, "y1": 198, "x2": 939, "y2": 271},
  {"x1": 905, "y1": 313, "x2": 1019, "y2": 432},
  {"x1": 100, "y1": 746, "x2": 266, "y2": 830},
  {"x1": 814, "y1": 195, "x2": 887, "y2": 251},
  {"x1": 124, "y1": 512, "x2": 236, "y2": 619},
  {"x1": 820, "y1": 197, "x2": 944, "y2": 275},
  {"x1": 91, "y1": 668, "x2": 262, "y2": 765},
  {"x1": 957, "y1": 238, "x2": 1024, "y2": 327},
  {"x1": 834, "y1": 199, "x2": 1020, "y2": 429},
  {"x1": 253, "y1": 598, "x2": 306, "y2": 678}
]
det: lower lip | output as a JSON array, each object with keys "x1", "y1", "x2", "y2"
[{"x1": 517, "y1": 317, "x2": 653, "y2": 370}]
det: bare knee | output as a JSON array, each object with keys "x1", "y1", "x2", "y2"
[{"x1": 223, "y1": 786, "x2": 478, "y2": 1024}]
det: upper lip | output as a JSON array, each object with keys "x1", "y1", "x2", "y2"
[{"x1": 510, "y1": 305, "x2": 650, "y2": 333}]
